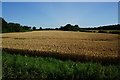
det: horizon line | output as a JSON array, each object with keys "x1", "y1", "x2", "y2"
[{"x1": 1, "y1": 17, "x2": 118, "y2": 29}]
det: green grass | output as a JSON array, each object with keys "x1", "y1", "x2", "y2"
[
  {"x1": 109, "y1": 31, "x2": 120, "y2": 34},
  {"x1": 85, "y1": 30, "x2": 120, "y2": 34},
  {"x1": 2, "y1": 51, "x2": 120, "y2": 80},
  {"x1": 80, "y1": 30, "x2": 120, "y2": 33},
  {"x1": 98, "y1": 30, "x2": 108, "y2": 33}
]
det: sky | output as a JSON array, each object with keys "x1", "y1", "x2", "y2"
[
  {"x1": 2, "y1": 2, "x2": 118, "y2": 28},
  {"x1": 0, "y1": 2, "x2": 1, "y2": 17},
  {"x1": 2, "y1": 0, "x2": 120, "y2": 2}
]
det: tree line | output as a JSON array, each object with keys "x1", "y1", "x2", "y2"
[
  {"x1": 1, "y1": 18, "x2": 43, "y2": 33},
  {"x1": 82, "y1": 24, "x2": 120, "y2": 30},
  {"x1": 59, "y1": 24, "x2": 120, "y2": 31},
  {"x1": 1, "y1": 17, "x2": 120, "y2": 33}
]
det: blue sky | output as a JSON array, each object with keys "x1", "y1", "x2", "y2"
[
  {"x1": 0, "y1": 2, "x2": 1, "y2": 17},
  {"x1": 2, "y1": 2, "x2": 118, "y2": 28},
  {"x1": 2, "y1": 0, "x2": 120, "y2": 2}
]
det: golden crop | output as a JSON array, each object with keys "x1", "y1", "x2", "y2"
[{"x1": 2, "y1": 31, "x2": 119, "y2": 63}]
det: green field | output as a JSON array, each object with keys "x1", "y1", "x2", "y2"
[
  {"x1": 2, "y1": 51, "x2": 120, "y2": 80},
  {"x1": 86, "y1": 30, "x2": 120, "y2": 34},
  {"x1": 88, "y1": 30, "x2": 120, "y2": 32}
]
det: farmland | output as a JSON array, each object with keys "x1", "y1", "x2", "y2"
[
  {"x1": 2, "y1": 31, "x2": 120, "y2": 64},
  {"x1": 2, "y1": 31, "x2": 120, "y2": 79}
]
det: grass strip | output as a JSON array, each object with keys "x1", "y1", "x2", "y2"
[{"x1": 2, "y1": 51, "x2": 120, "y2": 80}]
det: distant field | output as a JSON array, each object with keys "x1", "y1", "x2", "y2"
[
  {"x1": 88, "y1": 30, "x2": 120, "y2": 31},
  {"x1": 87, "y1": 30, "x2": 120, "y2": 33},
  {"x1": 2, "y1": 31, "x2": 120, "y2": 64}
]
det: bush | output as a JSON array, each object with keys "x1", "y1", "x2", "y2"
[
  {"x1": 109, "y1": 31, "x2": 120, "y2": 34},
  {"x1": 79, "y1": 29, "x2": 93, "y2": 32},
  {"x1": 98, "y1": 30, "x2": 108, "y2": 33}
]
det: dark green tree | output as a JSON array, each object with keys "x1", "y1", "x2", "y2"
[
  {"x1": 1, "y1": 17, "x2": 30, "y2": 33},
  {"x1": 59, "y1": 24, "x2": 80, "y2": 31},
  {"x1": 39, "y1": 27, "x2": 42, "y2": 30},
  {"x1": 23, "y1": 26, "x2": 31, "y2": 30},
  {"x1": 33, "y1": 27, "x2": 36, "y2": 30}
]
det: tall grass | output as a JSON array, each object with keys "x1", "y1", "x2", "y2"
[{"x1": 2, "y1": 51, "x2": 120, "y2": 80}]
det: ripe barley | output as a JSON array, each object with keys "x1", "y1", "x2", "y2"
[{"x1": 2, "y1": 31, "x2": 119, "y2": 63}]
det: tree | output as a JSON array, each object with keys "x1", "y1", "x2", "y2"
[
  {"x1": 39, "y1": 27, "x2": 42, "y2": 30},
  {"x1": 55, "y1": 28, "x2": 59, "y2": 30},
  {"x1": 2, "y1": 18, "x2": 8, "y2": 33},
  {"x1": 23, "y1": 26, "x2": 31, "y2": 30},
  {"x1": 33, "y1": 27, "x2": 36, "y2": 30},
  {"x1": 1, "y1": 17, "x2": 31, "y2": 33},
  {"x1": 73, "y1": 25, "x2": 80, "y2": 31},
  {"x1": 59, "y1": 24, "x2": 80, "y2": 31}
]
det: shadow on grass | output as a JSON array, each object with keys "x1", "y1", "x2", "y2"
[{"x1": 2, "y1": 48, "x2": 120, "y2": 65}]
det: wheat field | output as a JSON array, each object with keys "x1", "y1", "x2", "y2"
[{"x1": 2, "y1": 31, "x2": 120, "y2": 63}]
